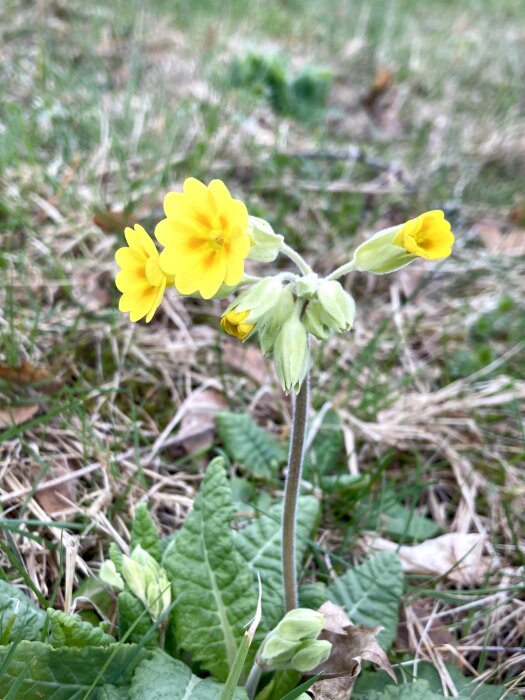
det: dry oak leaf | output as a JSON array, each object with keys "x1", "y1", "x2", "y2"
[
  {"x1": 0, "y1": 360, "x2": 62, "y2": 394},
  {"x1": 177, "y1": 388, "x2": 228, "y2": 454},
  {"x1": 362, "y1": 533, "x2": 489, "y2": 587},
  {"x1": 222, "y1": 340, "x2": 270, "y2": 386},
  {"x1": 311, "y1": 601, "x2": 395, "y2": 700},
  {"x1": 0, "y1": 404, "x2": 39, "y2": 428}
]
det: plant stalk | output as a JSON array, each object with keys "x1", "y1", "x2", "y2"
[
  {"x1": 281, "y1": 243, "x2": 313, "y2": 276},
  {"x1": 282, "y1": 371, "x2": 310, "y2": 611}
]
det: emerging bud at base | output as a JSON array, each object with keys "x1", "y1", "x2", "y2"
[
  {"x1": 257, "y1": 607, "x2": 330, "y2": 672},
  {"x1": 99, "y1": 560, "x2": 124, "y2": 591},
  {"x1": 291, "y1": 639, "x2": 332, "y2": 672},
  {"x1": 247, "y1": 216, "x2": 284, "y2": 262},
  {"x1": 276, "y1": 608, "x2": 326, "y2": 641}
]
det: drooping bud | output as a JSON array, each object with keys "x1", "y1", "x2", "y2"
[
  {"x1": 220, "y1": 309, "x2": 255, "y2": 341},
  {"x1": 295, "y1": 272, "x2": 319, "y2": 299},
  {"x1": 303, "y1": 300, "x2": 333, "y2": 340},
  {"x1": 273, "y1": 303, "x2": 309, "y2": 393},
  {"x1": 99, "y1": 560, "x2": 124, "y2": 591},
  {"x1": 276, "y1": 608, "x2": 326, "y2": 641},
  {"x1": 229, "y1": 277, "x2": 285, "y2": 323},
  {"x1": 291, "y1": 639, "x2": 332, "y2": 672},
  {"x1": 257, "y1": 286, "x2": 295, "y2": 356},
  {"x1": 247, "y1": 216, "x2": 284, "y2": 262},
  {"x1": 317, "y1": 280, "x2": 355, "y2": 332}
]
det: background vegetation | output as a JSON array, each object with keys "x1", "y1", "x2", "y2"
[{"x1": 1, "y1": 0, "x2": 524, "y2": 696}]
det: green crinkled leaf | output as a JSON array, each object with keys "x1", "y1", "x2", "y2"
[
  {"x1": 216, "y1": 412, "x2": 286, "y2": 480},
  {"x1": 235, "y1": 496, "x2": 320, "y2": 632},
  {"x1": 0, "y1": 579, "x2": 45, "y2": 643},
  {"x1": 47, "y1": 608, "x2": 115, "y2": 647},
  {"x1": 0, "y1": 640, "x2": 146, "y2": 699},
  {"x1": 110, "y1": 542, "x2": 125, "y2": 574},
  {"x1": 303, "y1": 409, "x2": 344, "y2": 481},
  {"x1": 360, "y1": 488, "x2": 440, "y2": 542},
  {"x1": 118, "y1": 591, "x2": 158, "y2": 647},
  {"x1": 100, "y1": 686, "x2": 130, "y2": 700},
  {"x1": 131, "y1": 504, "x2": 162, "y2": 562},
  {"x1": 130, "y1": 651, "x2": 248, "y2": 700},
  {"x1": 298, "y1": 582, "x2": 328, "y2": 610},
  {"x1": 328, "y1": 552, "x2": 403, "y2": 650},
  {"x1": 163, "y1": 458, "x2": 258, "y2": 682},
  {"x1": 364, "y1": 679, "x2": 444, "y2": 699},
  {"x1": 255, "y1": 670, "x2": 301, "y2": 700}
]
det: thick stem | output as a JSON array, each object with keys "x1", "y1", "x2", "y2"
[{"x1": 282, "y1": 372, "x2": 310, "y2": 611}]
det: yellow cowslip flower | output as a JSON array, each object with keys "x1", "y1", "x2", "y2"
[
  {"x1": 394, "y1": 210, "x2": 454, "y2": 259},
  {"x1": 220, "y1": 309, "x2": 254, "y2": 340},
  {"x1": 115, "y1": 224, "x2": 174, "y2": 323},
  {"x1": 156, "y1": 178, "x2": 251, "y2": 300}
]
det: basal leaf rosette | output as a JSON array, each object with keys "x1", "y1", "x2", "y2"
[
  {"x1": 156, "y1": 177, "x2": 251, "y2": 299},
  {"x1": 115, "y1": 224, "x2": 175, "y2": 323}
]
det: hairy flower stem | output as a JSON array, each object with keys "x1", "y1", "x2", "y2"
[
  {"x1": 282, "y1": 371, "x2": 310, "y2": 611},
  {"x1": 281, "y1": 243, "x2": 313, "y2": 276},
  {"x1": 326, "y1": 259, "x2": 356, "y2": 280}
]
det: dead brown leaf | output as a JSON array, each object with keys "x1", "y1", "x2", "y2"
[
  {"x1": 362, "y1": 68, "x2": 394, "y2": 111},
  {"x1": 362, "y1": 533, "x2": 489, "y2": 586},
  {"x1": 0, "y1": 404, "x2": 39, "y2": 428},
  {"x1": 0, "y1": 360, "x2": 62, "y2": 394},
  {"x1": 35, "y1": 461, "x2": 77, "y2": 515},
  {"x1": 310, "y1": 602, "x2": 395, "y2": 699},
  {"x1": 177, "y1": 388, "x2": 228, "y2": 454},
  {"x1": 397, "y1": 599, "x2": 454, "y2": 656},
  {"x1": 474, "y1": 219, "x2": 525, "y2": 255},
  {"x1": 92, "y1": 208, "x2": 136, "y2": 233},
  {"x1": 222, "y1": 341, "x2": 270, "y2": 386}
]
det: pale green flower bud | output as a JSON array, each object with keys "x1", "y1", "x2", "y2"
[
  {"x1": 257, "y1": 287, "x2": 295, "y2": 355},
  {"x1": 295, "y1": 272, "x2": 319, "y2": 299},
  {"x1": 257, "y1": 630, "x2": 301, "y2": 667},
  {"x1": 273, "y1": 305, "x2": 309, "y2": 393},
  {"x1": 303, "y1": 300, "x2": 333, "y2": 340},
  {"x1": 276, "y1": 608, "x2": 326, "y2": 641},
  {"x1": 131, "y1": 545, "x2": 159, "y2": 582},
  {"x1": 317, "y1": 280, "x2": 355, "y2": 332},
  {"x1": 351, "y1": 224, "x2": 416, "y2": 274},
  {"x1": 291, "y1": 639, "x2": 332, "y2": 672},
  {"x1": 230, "y1": 277, "x2": 285, "y2": 323},
  {"x1": 247, "y1": 216, "x2": 284, "y2": 262},
  {"x1": 99, "y1": 560, "x2": 124, "y2": 591},
  {"x1": 121, "y1": 555, "x2": 147, "y2": 604}
]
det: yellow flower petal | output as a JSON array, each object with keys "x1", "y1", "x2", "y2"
[
  {"x1": 396, "y1": 210, "x2": 454, "y2": 260},
  {"x1": 158, "y1": 178, "x2": 251, "y2": 298},
  {"x1": 220, "y1": 309, "x2": 254, "y2": 340},
  {"x1": 115, "y1": 225, "x2": 170, "y2": 323}
]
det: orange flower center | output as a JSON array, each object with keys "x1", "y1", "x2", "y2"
[{"x1": 208, "y1": 228, "x2": 225, "y2": 251}]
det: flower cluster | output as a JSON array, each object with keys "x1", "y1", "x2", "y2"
[{"x1": 115, "y1": 177, "x2": 454, "y2": 392}]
